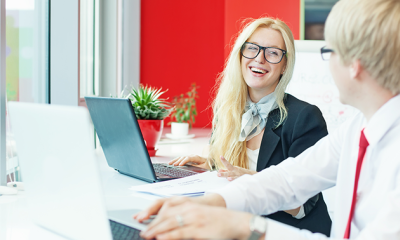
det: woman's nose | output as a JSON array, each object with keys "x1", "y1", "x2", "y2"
[{"x1": 255, "y1": 49, "x2": 265, "y2": 63}]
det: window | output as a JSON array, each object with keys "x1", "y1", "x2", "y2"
[
  {"x1": 0, "y1": 0, "x2": 140, "y2": 184},
  {"x1": 5, "y1": 0, "x2": 49, "y2": 182},
  {"x1": 304, "y1": 0, "x2": 339, "y2": 40}
]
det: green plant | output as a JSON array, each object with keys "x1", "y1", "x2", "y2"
[
  {"x1": 169, "y1": 83, "x2": 198, "y2": 128},
  {"x1": 129, "y1": 85, "x2": 172, "y2": 120}
]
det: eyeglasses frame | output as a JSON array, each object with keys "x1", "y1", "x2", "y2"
[
  {"x1": 320, "y1": 46, "x2": 334, "y2": 61},
  {"x1": 241, "y1": 42, "x2": 287, "y2": 64}
]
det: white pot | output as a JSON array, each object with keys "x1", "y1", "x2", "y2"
[{"x1": 171, "y1": 122, "x2": 189, "y2": 136}]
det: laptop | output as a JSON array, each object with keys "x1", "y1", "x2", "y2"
[
  {"x1": 84, "y1": 96, "x2": 208, "y2": 182},
  {"x1": 8, "y1": 102, "x2": 147, "y2": 240}
]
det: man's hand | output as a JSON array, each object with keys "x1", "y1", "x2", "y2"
[
  {"x1": 139, "y1": 201, "x2": 254, "y2": 240},
  {"x1": 218, "y1": 156, "x2": 257, "y2": 181},
  {"x1": 133, "y1": 194, "x2": 226, "y2": 222}
]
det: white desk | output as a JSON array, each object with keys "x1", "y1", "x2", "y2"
[{"x1": 0, "y1": 128, "x2": 211, "y2": 240}]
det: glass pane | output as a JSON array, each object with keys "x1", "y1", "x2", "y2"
[
  {"x1": 304, "y1": 0, "x2": 339, "y2": 40},
  {"x1": 5, "y1": 0, "x2": 49, "y2": 182}
]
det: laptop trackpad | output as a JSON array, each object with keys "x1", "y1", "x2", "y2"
[{"x1": 107, "y1": 209, "x2": 148, "y2": 231}]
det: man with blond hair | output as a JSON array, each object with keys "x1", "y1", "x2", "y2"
[{"x1": 134, "y1": 0, "x2": 400, "y2": 239}]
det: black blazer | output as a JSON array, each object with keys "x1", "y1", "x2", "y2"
[{"x1": 258, "y1": 94, "x2": 331, "y2": 236}]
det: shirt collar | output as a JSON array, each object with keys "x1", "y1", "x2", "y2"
[{"x1": 364, "y1": 94, "x2": 400, "y2": 146}]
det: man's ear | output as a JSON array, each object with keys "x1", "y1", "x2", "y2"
[{"x1": 350, "y1": 60, "x2": 362, "y2": 80}]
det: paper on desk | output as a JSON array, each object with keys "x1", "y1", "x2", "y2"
[{"x1": 130, "y1": 171, "x2": 230, "y2": 198}]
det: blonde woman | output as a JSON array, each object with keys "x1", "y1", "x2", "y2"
[{"x1": 169, "y1": 17, "x2": 331, "y2": 235}]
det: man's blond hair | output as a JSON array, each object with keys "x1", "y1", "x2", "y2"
[{"x1": 325, "y1": 0, "x2": 400, "y2": 94}]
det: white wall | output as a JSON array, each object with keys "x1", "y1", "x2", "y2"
[{"x1": 50, "y1": 0, "x2": 79, "y2": 106}]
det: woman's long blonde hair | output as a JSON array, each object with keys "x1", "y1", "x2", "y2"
[{"x1": 208, "y1": 17, "x2": 295, "y2": 170}]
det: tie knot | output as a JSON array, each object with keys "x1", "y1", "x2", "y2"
[
  {"x1": 359, "y1": 129, "x2": 369, "y2": 148},
  {"x1": 249, "y1": 103, "x2": 259, "y2": 115}
]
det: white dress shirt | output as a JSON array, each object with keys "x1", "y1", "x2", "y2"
[
  {"x1": 246, "y1": 147, "x2": 306, "y2": 219},
  {"x1": 246, "y1": 148, "x2": 259, "y2": 171},
  {"x1": 211, "y1": 95, "x2": 400, "y2": 239}
]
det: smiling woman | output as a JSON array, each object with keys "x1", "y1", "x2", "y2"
[{"x1": 168, "y1": 17, "x2": 332, "y2": 235}]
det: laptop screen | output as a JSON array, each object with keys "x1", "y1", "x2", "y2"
[{"x1": 85, "y1": 97, "x2": 158, "y2": 182}]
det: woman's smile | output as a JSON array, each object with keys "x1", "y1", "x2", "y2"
[{"x1": 249, "y1": 65, "x2": 269, "y2": 76}]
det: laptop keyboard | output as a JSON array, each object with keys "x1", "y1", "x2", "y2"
[
  {"x1": 153, "y1": 163, "x2": 198, "y2": 178},
  {"x1": 110, "y1": 220, "x2": 144, "y2": 240}
]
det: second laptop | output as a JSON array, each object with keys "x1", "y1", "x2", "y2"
[{"x1": 85, "y1": 96, "x2": 208, "y2": 183}]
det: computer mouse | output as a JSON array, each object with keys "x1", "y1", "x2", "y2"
[{"x1": 0, "y1": 186, "x2": 18, "y2": 195}]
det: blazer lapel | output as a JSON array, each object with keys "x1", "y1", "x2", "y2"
[{"x1": 257, "y1": 109, "x2": 281, "y2": 171}]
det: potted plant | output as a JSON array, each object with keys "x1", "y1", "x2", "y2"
[
  {"x1": 169, "y1": 83, "x2": 198, "y2": 137},
  {"x1": 129, "y1": 85, "x2": 172, "y2": 156}
]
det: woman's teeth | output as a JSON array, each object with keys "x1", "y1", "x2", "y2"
[{"x1": 250, "y1": 67, "x2": 267, "y2": 74}]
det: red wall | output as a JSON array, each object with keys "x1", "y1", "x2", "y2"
[
  {"x1": 141, "y1": 0, "x2": 300, "y2": 128},
  {"x1": 224, "y1": 0, "x2": 300, "y2": 58}
]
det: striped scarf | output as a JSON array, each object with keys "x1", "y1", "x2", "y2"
[{"x1": 239, "y1": 93, "x2": 277, "y2": 142}]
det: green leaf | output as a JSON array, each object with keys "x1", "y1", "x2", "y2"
[{"x1": 127, "y1": 85, "x2": 172, "y2": 120}]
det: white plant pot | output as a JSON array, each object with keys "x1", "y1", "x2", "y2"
[{"x1": 171, "y1": 122, "x2": 189, "y2": 136}]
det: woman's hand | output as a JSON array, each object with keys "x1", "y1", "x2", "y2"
[
  {"x1": 139, "y1": 201, "x2": 253, "y2": 240},
  {"x1": 217, "y1": 156, "x2": 257, "y2": 181},
  {"x1": 168, "y1": 155, "x2": 210, "y2": 169}
]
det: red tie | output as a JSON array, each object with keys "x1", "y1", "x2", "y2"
[{"x1": 344, "y1": 129, "x2": 369, "y2": 239}]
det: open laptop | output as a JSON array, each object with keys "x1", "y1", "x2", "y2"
[
  {"x1": 84, "y1": 97, "x2": 208, "y2": 182},
  {"x1": 8, "y1": 102, "x2": 147, "y2": 240}
]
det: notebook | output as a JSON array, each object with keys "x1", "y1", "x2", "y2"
[
  {"x1": 84, "y1": 96, "x2": 208, "y2": 182},
  {"x1": 8, "y1": 102, "x2": 146, "y2": 240}
]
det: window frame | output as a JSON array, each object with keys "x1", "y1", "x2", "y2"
[{"x1": 0, "y1": 0, "x2": 6, "y2": 186}]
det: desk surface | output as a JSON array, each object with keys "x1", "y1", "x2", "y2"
[{"x1": 0, "y1": 128, "x2": 211, "y2": 240}]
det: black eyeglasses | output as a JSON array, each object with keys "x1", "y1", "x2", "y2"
[
  {"x1": 321, "y1": 46, "x2": 334, "y2": 61},
  {"x1": 241, "y1": 42, "x2": 287, "y2": 64}
]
